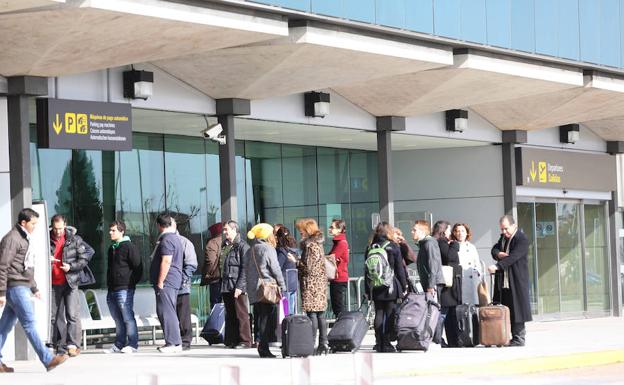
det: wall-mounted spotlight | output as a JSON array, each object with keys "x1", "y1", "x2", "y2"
[
  {"x1": 304, "y1": 91, "x2": 330, "y2": 118},
  {"x1": 123, "y1": 69, "x2": 153, "y2": 100},
  {"x1": 445, "y1": 109, "x2": 468, "y2": 133},
  {"x1": 560, "y1": 124, "x2": 580, "y2": 144}
]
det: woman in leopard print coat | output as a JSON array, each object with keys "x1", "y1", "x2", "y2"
[{"x1": 290, "y1": 218, "x2": 328, "y2": 355}]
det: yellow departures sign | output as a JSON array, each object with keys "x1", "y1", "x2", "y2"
[{"x1": 54, "y1": 113, "x2": 88, "y2": 135}]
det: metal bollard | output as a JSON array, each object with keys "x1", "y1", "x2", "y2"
[
  {"x1": 136, "y1": 373, "x2": 159, "y2": 385},
  {"x1": 291, "y1": 357, "x2": 311, "y2": 385},
  {"x1": 220, "y1": 365, "x2": 241, "y2": 385},
  {"x1": 354, "y1": 352, "x2": 373, "y2": 385}
]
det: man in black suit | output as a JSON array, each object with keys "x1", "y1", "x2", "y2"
[{"x1": 488, "y1": 215, "x2": 532, "y2": 347}]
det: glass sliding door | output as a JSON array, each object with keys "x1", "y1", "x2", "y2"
[
  {"x1": 583, "y1": 204, "x2": 610, "y2": 312},
  {"x1": 557, "y1": 203, "x2": 584, "y2": 313},
  {"x1": 534, "y1": 202, "x2": 560, "y2": 314},
  {"x1": 517, "y1": 202, "x2": 538, "y2": 314},
  {"x1": 518, "y1": 199, "x2": 612, "y2": 318}
]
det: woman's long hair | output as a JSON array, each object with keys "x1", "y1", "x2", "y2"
[{"x1": 276, "y1": 226, "x2": 297, "y2": 248}]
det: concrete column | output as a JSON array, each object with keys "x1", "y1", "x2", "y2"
[
  {"x1": 216, "y1": 99, "x2": 250, "y2": 223},
  {"x1": 6, "y1": 76, "x2": 47, "y2": 219},
  {"x1": 501, "y1": 130, "x2": 527, "y2": 222},
  {"x1": 6, "y1": 76, "x2": 48, "y2": 361},
  {"x1": 376, "y1": 116, "x2": 405, "y2": 227},
  {"x1": 608, "y1": 191, "x2": 622, "y2": 316}
]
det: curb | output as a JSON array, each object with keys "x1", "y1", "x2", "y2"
[{"x1": 383, "y1": 349, "x2": 624, "y2": 377}]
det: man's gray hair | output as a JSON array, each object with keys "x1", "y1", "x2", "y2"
[
  {"x1": 500, "y1": 214, "x2": 516, "y2": 225},
  {"x1": 225, "y1": 220, "x2": 239, "y2": 233}
]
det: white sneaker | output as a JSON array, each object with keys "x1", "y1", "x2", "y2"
[
  {"x1": 120, "y1": 346, "x2": 138, "y2": 354},
  {"x1": 103, "y1": 345, "x2": 122, "y2": 354},
  {"x1": 157, "y1": 345, "x2": 182, "y2": 353}
]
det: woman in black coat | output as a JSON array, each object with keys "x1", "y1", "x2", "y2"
[
  {"x1": 364, "y1": 222, "x2": 408, "y2": 353},
  {"x1": 432, "y1": 220, "x2": 462, "y2": 347}
]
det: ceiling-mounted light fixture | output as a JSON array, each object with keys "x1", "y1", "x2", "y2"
[
  {"x1": 560, "y1": 124, "x2": 580, "y2": 144},
  {"x1": 304, "y1": 91, "x2": 330, "y2": 118},
  {"x1": 123, "y1": 67, "x2": 153, "y2": 100},
  {"x1": 445, "y1": 109, "x2": 468, "y2": 133}
]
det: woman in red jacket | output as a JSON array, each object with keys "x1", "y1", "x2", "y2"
[{"x1": 328, "y1": 219, "x2": 349, "y2": 317}]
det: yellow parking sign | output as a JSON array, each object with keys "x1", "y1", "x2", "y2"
[{"x1": 65, "y1": 113, "x2": 76, "y2": 133}]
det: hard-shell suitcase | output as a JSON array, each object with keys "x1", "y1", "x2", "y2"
[
  {"x1": 455, "y1": 304, "x2": 479, "y2": 347},
  {"x1": 327, "y1": 311, "x2": 368, "y2": 352},
  {"x1": 281, "y1": 314, "x2": 315, "y2": 358},
  {"x1": 201, "y1": 302, "x2": 225, "y2": 345},
  {"x1": 395, "y1": 292, "x2": 440, "y2": 352},
  {"x1": 479, "y1": 274, "x2": 511, "y2": 347}
]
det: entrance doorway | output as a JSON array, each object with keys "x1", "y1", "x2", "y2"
[{"x1": 518, "y1": 200, "x2": 611, "y2": 319}]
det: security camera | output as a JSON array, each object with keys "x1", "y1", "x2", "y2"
[{"x1": 201, "y1": 123, "x2": 226, "y2": 145}]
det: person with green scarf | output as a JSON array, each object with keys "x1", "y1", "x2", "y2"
[{"x1": 104, "y1": 220, "x2": 142, "y2": 354}]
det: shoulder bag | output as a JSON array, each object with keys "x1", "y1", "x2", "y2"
[
  {"x1": 251, "y1": 247, "x2": 281, "y2": 304},
  {"x1": 324, "y1": 254, "x2": 337, "y2": 280},
  {"x1": 441, "y1": 265, "x2": 453, "y2": 287}
]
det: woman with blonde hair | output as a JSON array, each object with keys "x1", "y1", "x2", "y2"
[
  {"x1": 288, "y1": 218, "x2": 328, "y2": 355},
  {"x1": 245, "y1": 223, "x2": 286, "y2": 358}
]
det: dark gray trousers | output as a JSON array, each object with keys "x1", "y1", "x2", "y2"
[
  {"x1": 51, "y1": 283, "x2": 81, "y2": 352},
  {"x1": 156, "y1": 287, "x2": 181, "y2": 346}
]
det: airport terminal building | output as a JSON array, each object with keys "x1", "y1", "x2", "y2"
[{"x1": 1, "y1": 1, "x2": 624, "y2": 357}]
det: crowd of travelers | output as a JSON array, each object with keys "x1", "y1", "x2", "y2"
[{"x1": 0, "y1": 208, "x2": 531, "y2": 372}]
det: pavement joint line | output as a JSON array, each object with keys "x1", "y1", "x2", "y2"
[{"x1": 381, "y1": 349, "x2": 624, "y2": 377}]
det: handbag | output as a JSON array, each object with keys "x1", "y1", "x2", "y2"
[
  {"x1": 78, "y1": 265, "x2": 96, "y2": 287},
  {"x1": 251, "y1": 248, "x2": 281, "y2": 304},
  {"x1": 441, "y1": 265, "x2": 453, "y2": 287},
  {"x1": 324, "y1": 255, "x2": 337, "y2": 280},
  {"x1": 478, "y1": 278, "x2": 491, "y2": 306}
]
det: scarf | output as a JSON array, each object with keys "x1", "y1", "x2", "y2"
[{"x1": 502, "y1": 230, "x2": 517, "y2": 289}]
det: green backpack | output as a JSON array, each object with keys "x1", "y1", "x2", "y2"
[{"x1": 365, "y1": 241, "x2": 394, "y2": 289}]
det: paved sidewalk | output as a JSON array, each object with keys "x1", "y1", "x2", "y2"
[{"x1": 1, "y1": 317, "x2": 623, "y2": 385}]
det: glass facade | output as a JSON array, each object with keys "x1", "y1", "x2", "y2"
[
  {"x1": 29, "y1": 110, "x2": 379, "y2": 320},
  {"x1": 247, "y1": 0, "x2": 624, "y2": 70},
  {"x1": 518, "y1": 200, "x2": 611, "y2": 318}
]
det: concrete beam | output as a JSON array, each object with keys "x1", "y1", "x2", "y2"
[
  {"x1": 473, "y1": 72, "x2": 624, "y2": 133},
  {"x1": 334, "y1": 51, "x2": 582, "y2": 117},
  {"x1": 155, "y1": 23, "x2": 452, "y2": 100}
]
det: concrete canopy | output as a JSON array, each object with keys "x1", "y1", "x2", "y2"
[
  {"x1": 0, "y1": 0, "x2": 287, "y2": 77},
  {"x1": 333, "y1": 51, "x2": 583, "y2": 117},
  {"x1": 472, "y1": 72, "x2": 624, "y2": 134},
  {"x1": 582, "y1": 118, "x2": 624, "y2": 141},
  {"x1": 0, "y1": 0, "x2": 64, "y2": 14},
  {"x1": 154, "y1": 23, "x2": 453, "y2": 100}
]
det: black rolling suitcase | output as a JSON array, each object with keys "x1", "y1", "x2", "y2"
[
  {"x1": 395, "y1": 292, "x2": 440, "y2": 352},
  {"x1": 327, "y1": 311, "x2": 368, "y2": 352},
  {"x1": 201, "y1": 302, "x2": 225, "y2": 345},
  {"x1": 281, "y1": 314, "x2": 315, "y2": 358},
  {"x1": 455, "y1": 304, "x2": 479, "y2": 347}
]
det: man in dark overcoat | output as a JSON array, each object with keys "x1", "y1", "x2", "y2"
[{"x1": 488, "y1": 214, "x2": 532, "y2": 347}]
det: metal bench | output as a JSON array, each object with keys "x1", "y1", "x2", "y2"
[{"x1": 85, "y1": 288, "x2": 200, "y2": 349}]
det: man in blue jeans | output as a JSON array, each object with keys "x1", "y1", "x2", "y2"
[
  {"x1": 150, "y1": 212, "x2": 184, "y2": 353},
  {"x1": 104, "y1": 220, "x2": 142, "y2": 354},
  {"x1": 0, "y1": 208, "x2": 66, "y2": 372}
]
